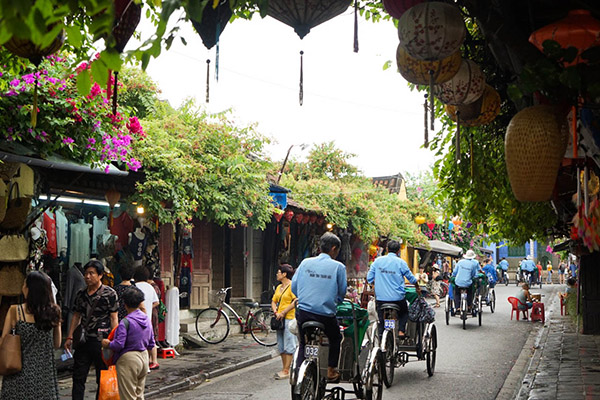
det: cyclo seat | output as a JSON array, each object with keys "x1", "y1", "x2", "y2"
[
  {"x1": 302, "y1": 321, "x2": 326, "y2": 331},
  {"x1": 380, "y1": 303, "x2": 401, "y2": 311},
  {"x1": 245, "y1": 302, "x2": 259, "y2": 308}
]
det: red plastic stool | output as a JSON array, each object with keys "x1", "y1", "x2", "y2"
[
  {"x1": 560, "y1": 296, "x2": 568, "y2": 315},
  {"x1": 158, "y1": 348, "x2": 176, "y2": 359},
  {"x1": 531, "y1": 302, "x2": 545, "y2": 323}
]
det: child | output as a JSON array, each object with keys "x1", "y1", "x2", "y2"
[{"x1": 102, "y1": 286, "x2": 155, "y2": 400}]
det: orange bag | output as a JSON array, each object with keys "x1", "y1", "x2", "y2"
[{"x1": 98, "y1": 365, "x2": 120, "y2": 400}]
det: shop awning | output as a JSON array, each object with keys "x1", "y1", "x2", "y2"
[{"x1": 414, "y1": 240, "x2": 463, "y2": 257}]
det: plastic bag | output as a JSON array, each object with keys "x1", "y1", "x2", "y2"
[
  {"x1": 408, "y1": 297, "x2": 435, "y2": 323},
  {"x1": 289, "y1": 318, "x2": 298, "y2": 335},
  {"x1": 98, "y1": 365, "x2": 120, "y2": 400}
]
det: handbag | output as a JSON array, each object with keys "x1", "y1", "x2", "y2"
[
  {"x1": 98, "y1": 365, "x2": 120, "y2": 400},
  {"x1": 270, "y1": 285, "x2": 290, "y2": 331},
  {"x1": 102, "y1": 318, "x2": 130, "y2": 366},
  {"x1": 0, "y1": 304, "x2": 23, "y2": 375},
  {"x1": 73, "y1": 287, "x2": 105, "y2": 349},
  {"x1": 0, "y1": 182, "x2": 31, "y2": 230},
  {"x1": 0, "y1": 265, "x2": 25, "y2": 296},
  {"x1": 0, "y1": 234, "x2": 28, "y2": 262},
  {"x1": 408, "y1": 296, "x2": 436, "y2": 323}
]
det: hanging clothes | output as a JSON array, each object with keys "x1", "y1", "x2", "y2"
[
  {"x1": 128, "y1": 230, "x2": 147, "y2": 262},
  {"x1": 42, "y1": 210, "x2": 57, "y2": 258},
  {"x1": 165, "y1": 286, "x2": 180, "y2": 347},
  {"x1": 110, "y1": 211, "x2": 133, "y2": 252},
  {"x1": 55, "y1": 207, "x2": 68, "y2": 257},
  {"x1": 29, "y1": 226, "x2": 48, "y2": 272},
  {"x1": 69, "y1": 219, "x2": 92, "y2": 267},
  {"x1": 92, "y1": 216, "x2": 108, "y2": 255},
  {"x1": 63, "y1": 265, "x2": 86, "y2": 334}
]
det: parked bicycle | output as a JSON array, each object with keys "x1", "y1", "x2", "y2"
[{"x1": 195, "y1": 287, "x2": 276, "y2": 346}]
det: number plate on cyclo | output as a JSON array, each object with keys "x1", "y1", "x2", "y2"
[
  {"x1": 305, "y1": 345, "x2": 319, "y2": 358},
  {"x1": 384, "y1": 319, "x2": 396, "y2": 329}
]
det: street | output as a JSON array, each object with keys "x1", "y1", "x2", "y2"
[{"x1": 168, "y1": 284, "x2": 560, "y2": 400}]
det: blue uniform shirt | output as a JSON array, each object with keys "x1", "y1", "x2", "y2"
[
  {"x1": 453, "y1": 259, "x2": 479, "y2": 287},
  {"x1": 483, "y1": 264, "x2": 498, "y2": 284},
  {"x1": 499, "y1": 260, "x2": 509, "y2": 271},
  {"x1": 570, "y1": 263, "x2": 577, "y2": 277},
  {"x1": 366, "y1": 253, "x2": 417, "y2": 301},
  {"x1": 521, "y1": 260, "x2": 536, "y2": 272},
  {"x1": 292, "y1": 253, "x2": 347, "y2": 317}
]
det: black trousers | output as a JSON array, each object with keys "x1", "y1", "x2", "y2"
[
  {"x1": 453, "y1": 285, "x2": 474, "y2": 310},
  {"x1": 296, "y1": 308, "x2": 342, "y2": 368},
  {"x1": 375, "y1": 299, "x2": 408, "y2": 337},
  {"x1": 72, "y1": 339, "x2": 106, "y2": 400}
]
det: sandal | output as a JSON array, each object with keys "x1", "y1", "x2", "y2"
[{"x1": 274, "y1": 372, "x2": 289, "y2": 380}]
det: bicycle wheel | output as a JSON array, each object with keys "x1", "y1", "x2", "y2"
[
  {"x1": 490, "y1": 290, "x2": 496, "y2": 313},
  {"x1": 195, "y1": 307, "x2": 230, "y2": 344},
  {"x1": 366, "y1": 350, "x2": 384, "y2": 400},
  {"x1": 505, "y1": 273, "x2": 509, "y2": 286},
  {"x1": 426, "y1": 324, "x2": 437, "y2": 377},
  {"x1": 294, "y1": 361, "x2": 318, "y2": 400},
  {"x1": 249, "y1": 309, "x2": 277, "y2": 347},
  {"x1": 381, "y1": 330, "x2": 394, "y2": 388}
]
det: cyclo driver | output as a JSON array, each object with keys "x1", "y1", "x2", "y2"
[
  {"x1": 292, "y1": 232, "x2": 347, "y2": 382},
  {"x1": 520, "y1": 255, "x2": 537, "y2": 285},
  {"x1": 451, "y1": 249, "x2": 480, "y2": 312},
  {"x1": 366, "y1": 240, "x2": 420, "y2": 338}
]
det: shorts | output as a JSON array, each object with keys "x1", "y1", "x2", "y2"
[{"x1": 277, "y1": 319, "x2": 298, "y2": 355}]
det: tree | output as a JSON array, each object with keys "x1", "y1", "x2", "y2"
[{"x1": 404, "y1": 169, "x2": 445, "y2": 212}]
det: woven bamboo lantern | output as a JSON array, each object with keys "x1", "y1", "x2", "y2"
[
  {"x1": 267, "y1": 0, "x2": 351, "y2": 39},
  {"x1": 446, "y1": 84, "x2": 501, "y2": 127},
  {"x1": 3, "y1": 30, "x2": 65, "y2": 66},
  {"x1": 505, "y1": 106, "x2": 568, "y2": 202},
  {"x1": 398, "y1": 2, "x2": 466, "y2": 61},
  {"x1": 112, "y1": 0, "x2": 142, "y2": 53},
  {"x1": 434, "y1": 59, "x2": 485, "y2": 105},
  {"x1": 396, "y1": 45, "x2": 461, "y2": 85},
  {"x1": 383, "y1": 0, "x2": 424, "y2": 19}
]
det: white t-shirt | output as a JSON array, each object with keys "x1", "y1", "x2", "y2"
[{"x1": 136, "y1": 281, "x2": 158, "y2": 326}]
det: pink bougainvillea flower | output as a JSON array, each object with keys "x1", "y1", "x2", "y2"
[
  {"x1": 62, "y1": 137, "x2": 74, "y2": 144},
  {"x1": 9, "y1": 79, "x2": 20, "y2": 87}
]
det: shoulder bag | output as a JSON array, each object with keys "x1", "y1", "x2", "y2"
[
  {"x1": 73, "y1": 286, "x2": 105, "y2": 349},
  {"x1": 0, "y1": 304, "x2": 23, "y2": 375},
  {"x1": 0, "y1": 182, "x2": 31, "y2": 230},
  {"x1": 270, "y1": 285, "x2": 290, "y2": 331}
]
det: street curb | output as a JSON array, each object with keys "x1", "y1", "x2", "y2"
[{"x1": 145, "y1": 350, "x2": 277, "y2": 399}]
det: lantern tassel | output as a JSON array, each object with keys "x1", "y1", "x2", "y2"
[
  {"x1": 429, "y1": 69, "x2": 435, "y2": 131},
  {"x1": 456, "y1": 111, "x2": 461, "y2": 161},
  {"x1": 423, "y1": 94, "x2": 428, "y2": 147},
  {"x1": 470, "y1": 132, "x2": 474, "y2": 179},
  {"x1": 107, "y1": 70, "x2": 112, "y2": 100},
  {"x1": 215, "y1": 20, "x2": 221, "y2": 82},
  {"x1": 31, "y1": 72, "x2": 38, "y2": 128},
  {"x1": 299, "y1": 50, "x2": 304, "y2": 106},
  {"x1": 353, "y1": 0, "x2": 359, "y2": 53},
  {"x1": 572, "y1": 105, "x2": 578, "y2": 158},
  {"x1": 206, "y1": 59, "x2": 210, "y2": 103},
  {"x1": 112, "y1": 71, "x2": 119, "y2": 115}
]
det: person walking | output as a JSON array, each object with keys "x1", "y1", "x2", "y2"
[
  {"x1": 65, "y1": 260, "x2": 118, "y2": 400},
  {"x1": 133, "y1": 266, "x2": 160, "y2": 370},
  {"x1": 546, "y1": 262, "x2": 553, "y2": 284},
  {"x1": 102, "y1": 286, "x2": 155, "y2": 400},
  {"x1": 570, "y1": 260, "x2": 578, "y2": 280},
  {"x1": 1, "y1": 271, "x2": 62, "y2": 399},
  {"x1": 115, "y1": 263, "x2": 135, "y2": 321},
  {"x1": 558, "y1": 260, "x2": 566, "y2": 284},
  {"x1": 271, "y1": 264, "x2": 297, "y2": 380}
]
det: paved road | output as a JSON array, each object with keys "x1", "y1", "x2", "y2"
[{"x1": 171, "y1": 284, "x2": 561, "y2": 400}]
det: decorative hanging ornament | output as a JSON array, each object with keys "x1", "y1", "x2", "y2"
[
  {"x1": 273, "y1": 210, "x2": 284, "y2": 222},
  {"x1": 426, "y1": 221, "x2": 435, "y2": 230},
  {"x1": 448, "y1": 221, "x2": 454, "y2": 230},
  {"x1": 112, "y1": 0, "x2": 142, "y2": 53},
  {"x1": 309, "y1": 214, "x2": 317, "y2": 224},
  {"x1": 414, "y1": 215, "x2": 426, "y2": 225},
  {"x1": 267, "y1": 0, "x2": 351, "y2": 39},
  {"x1": 105, "y1": 186, "x2": 121, "y2": 227},
  {"x1": 396, "y1": 45, "x2": 461, "y2": 86},
  {"x1": 445, "y1": 84, "x2": 501, "y2": 127},
  {"x1": 317, "y1": 216, "x2": 325, "y2": 226},
  {"x1": 284, "y1": 210, "x2": 294, "y2": 222},
  {"x1": 398, "y1": 2, "x2": 466, "y2": 61},
  {"x1": 435, "y1": 216, "x2": 443, "y2": 224},
  {"x1": 529, "y1": 9, "x2": 600, "y2": 67},
  {"x1": 302, "y1": 214, "x2": 310, "y2": 224},
  {"x1": 434, "y1": 59, "x2": 485, "y2": 106},
  {"x1": 295, "y1": 213, "x2": 304, "y2": 223},
  {"x1": 383, "y1": 0, "x2": 424, "y2": 19},
  {"x1": 452, "y1": 216, "x2": 462, "y2": 226}
]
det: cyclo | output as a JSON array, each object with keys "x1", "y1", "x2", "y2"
[
  {"x1": 290, "y1": 301, "x2": 384, "y2": 400},
  {"x1": 445, "y1": 274, "x2": 486, "y2": 329},
  {"x1": 378, "y1": 286, "x2": 437, "y2": 388},
  {"x1": 479, "y1": 273, "x2": 496, "y2": 313}
]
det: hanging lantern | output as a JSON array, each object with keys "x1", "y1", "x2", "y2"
[
  {"x1": 302, "y1": 214, "x2": 310, "y2": 224},
  {"x1": 435, "y1": 216, "x2": 443, "y2": 224},
  {"x1": 295, "y1": 213, "x2": 304, "y2": 223},
  {"x1": 396, "y1": 45, "x2": 461, "y2": 85},
  {"x1": 383, "y1": 0, "x2": 424, "y2": 20},
  {"x1": 105, "y1": 186, "x2": 121, "y2": 208},
  {"x1": 445, "y1": 84, "x2": 501, "y2": 127},
  {"x1": 3, "y1": 30, "x2": 65, "y2": 66},
  {"x1": 448, "y1": 221, "x2": 454, "y2": 230},
  {"x1": 273, "y1": 209, "x2": 284, "y2": 223},
  {"x1": 505, "y1": 105, "x2": 568, "y2": 202},
  {"x1": 452, "y1": 216, "x2": 463, "y2": 226},
  {"x1": 267, "y1": 0, "x2": 351, "y2": 39},
  {"x1": 317, "y1": 216, "x2": 325, "y2": 226},
  {"x1": 434, "y1": 59, "x2": 485, "y2": 105},
  {"x1": 529, "y1": 9, "x2": 600, "y2": 67},
  {"x1": 414, "y1": 215, "x2": 426, "y2": 225},
  {"x1": 309, "y1": 214, "x2": 317, "y2": 224},
  {"x1": 427, "y1": 221, "x2": 435, "y2": 230},
  {"x1": 284, "y1": 209, "x2": 294, "y2": 222},
  {"x1": 398, "y1": 2, "x2": 466, "y2": 61},
  {"x1": 112, "y1": 0, "x2": 142, "y2": 53},
  {"x1": 190, "y1": 0, "x2": 232, "y2": 49}
]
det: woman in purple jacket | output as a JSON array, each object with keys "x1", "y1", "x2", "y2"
[{"x1": 102, "y1": 286, "x2": 155, "y2": 400}]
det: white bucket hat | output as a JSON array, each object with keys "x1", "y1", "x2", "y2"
[
  {"x1": 526, "y1": 255, "x2": 533, "y2": 260},
  {"x1": 463, "y1": 249, "x2": 477, "y2": 259}
]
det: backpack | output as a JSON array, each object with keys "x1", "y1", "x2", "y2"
[{"x1": 408, "y1": 296, "x2": 435, "y2": 323}]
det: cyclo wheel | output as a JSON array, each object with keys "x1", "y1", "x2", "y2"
[
  {"x1": 478, "y1": 294, "x2": 483, "y2": 326},
  {"x1": 445, "y1": 294, "x2": 450, "y2": 325},
  {"x1": 505, "y1": 273, "x2": 509, "y2": 286},
  {"x1": 381, "y1": 330, "x2": 395, "y2": 388},
  {"x1": 249, "y1": 309, "x2": 277, "y2": 347},
  {"x1": 366, "y1": 350, "x2": 384, "y2": 400},
  {"x1": 490, "y1": 290, "x2": 496, "y2": 313},
  {"x1": 293, "y1": 361, "x2": 318, "y2": 400},
  {"x1": 195, "y1": 307, "x2": 230, "y2": 344},
  {"x1": 426, "y1": 324, "x2": 437, "y2": 377},
  {"x1": 460, "y1": 295, "x2": 467, "y2": 330}
]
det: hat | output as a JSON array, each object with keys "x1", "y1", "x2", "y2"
[
  {"x1": 526, "y1": 255, "x2": 533, "y2": 260},
  {"x1": 463, "y1": 249, "x2": 477, "y2": 259},
  {"x1": 433, "y1": 266, "x2": 440, "y2": 271}
]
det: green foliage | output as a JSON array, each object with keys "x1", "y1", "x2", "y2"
[
  {"x1": 131, "y1": 100, "x2": 275, "y2": 228},
  {"x1": 285, "y1": 142, "x2": 360, "y2": 181},
  {"x1": 118, "y1": 67, "x2": 160, "y2": 120},
  {"x1": 404, "y1": 169, "x2": 445, "y2": 212}
]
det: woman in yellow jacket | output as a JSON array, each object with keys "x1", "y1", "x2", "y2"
[{"x1": 271, "y1": 264, "x2": 297, "y2": 380}]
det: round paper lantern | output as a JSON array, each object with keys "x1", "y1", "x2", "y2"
[
  {"x1": 396, "y1": 45, "x2": 461, "y2": 85},
  {"x1": 105, "y1": 187, "x2": 121, "y2": 208},
  {"x1": 398, "y1": 2, "x2": 466, "y2": 61},
  {"x1": 529, "y1": 9, "x2": 600, "y2": 67},
  {"x1": 383, "y1": 0, "x2": 424, "y2": 20},
  {"x1": 295, "y1": 213, "x2": 304, "y2": 223},
  {"x1": 448, "y1": 221, "x2": 454, "y2": 230},
  {"x1": 445, "y1": 84, "x2": 501, "y2": 127},
  {"x1": 309, "y1": 214, "x2": 317, "y2": 224},
  {"x1": 452, "y1": 216, "x2": 462, "y2": 226},
  {"x1": 302, "y1": 214, "x2": 310, "y2": 224},
  {"x1": 414, "y1": 215, "x2": 426, "y2": 225},
  {"x1": 505, "y1": 105, "x2": 568, "y2": 202},
  {"x1": 190, "y1": 0, "x2": 232, "y2": 49},
  {"x1": 3, "y1": 30, "x2": 65, "y2": 66},
  {"x1": 112, "y1": 0, "x2": 142, "y2": 53},
  {"x1": 267, "y1": 0, "x2": 350, "y2": 39},
  {"x1": 427, "y1": 221, "x2": 435, "y2": 230},
  {"x1": 273, "y1": 210, "x2": 284, "y2": 222},
  {"x1": 284, "y1": 210, "x2": 294, "y2": 222},
  {"x1": 435, "y1": 216, "x2": 443, "y2": 224},
  {"x1": 434, "y1": 59, "x2": 485, "y2": 105}
]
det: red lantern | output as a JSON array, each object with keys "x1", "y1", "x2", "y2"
[
  {"x1": 302, "y1": 214, "x2": 310, "y2": 224},
  {"x1": 317, "y1": 216, "x2": 325, "y2": 226},
  {"x1": 529, "y1": 10, "x2": 600, "y2": 67},
  {"x1": 284, "y1": 210, "x2": 294, "y2": 222},
  {"x1": 274, "y1": 210, "x2": 284, "y2": 223},
  {"x1": 427, "y1": 221, "x2": 435, "y2": 231},
  {"x1": 295, "y1": 213, "x2": 304, "y2": 223},
  {"x1": 383, "y1": 0, "x2": 424, "y2": 20},
  {"x1": 309, "y1": 215, "x2": 317, "y2": 224}
]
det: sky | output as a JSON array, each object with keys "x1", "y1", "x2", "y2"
[{"x1": 139, "y1": 7, "x2": 436, "y2": 177}]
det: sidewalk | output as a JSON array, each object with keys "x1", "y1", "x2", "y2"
[
  {"x1": 502, "y1": 290, "x2": 600, "y2": 400},
  {"x1": 57, "y1": 334, "x2": 277, "y2": 399}
]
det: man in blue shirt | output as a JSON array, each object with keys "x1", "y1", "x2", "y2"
[
  {"x1": 452, "y1": 249, "x2": 480, "y2": 310},
  {"x1": 292, "y1": 232, "x2": 347, "y2": 382},
  {"x1": 521, "y1": 256, "x2": 536, "y2": 285},
  {"x1": 570, "y1": 261, "x2": 577, "y2": 279},
  {"x1": 366, "y1": 240, "x2": 419, "y2": 338},
  {"x1": 498, "y1": 258, "x2": 509, "y2": 284}
]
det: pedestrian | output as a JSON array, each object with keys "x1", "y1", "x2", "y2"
[
  {"x1": 1, "y1": 271, "x2": 62, "y2": 400},
  {"x1": 133, "y1": 266, "x2": 160, "y2": 370},
  {"x1": 417, "y1": 265, "x2": 429, "y2": 296},
  {"x1": 517, "y1": 283, "x2": 534, "y2": 320},
  {"x1": 271, "y1": 264, "x2": 298, "y2": 380},
  {"x1": 431, "y1": 266, "x2": 442, "y2": 308},
  {"x1": 558, "y1": 260, "x2": 566, "y2": 284},
  {"x1": 546, "y1": 262, "x2": 553, "y2": 284},
  {"x1": 115, "y1": 262, "x2": 135, "y2": 321},
  {"x1": 145, "y1": 265, "x2": 162, "y2": 349},
  {"x1": 570, "y1": 260, "x2": 578, "y2": 280},
  {"x1": 536, "y1": 261, "x2": 542, "y2": 285},
  {"x1": 65, "y1": 260, "x2": 118, "y2": 400},
  {"x1": 101, "y1": 286, "x2": 155, "y2": 400}
]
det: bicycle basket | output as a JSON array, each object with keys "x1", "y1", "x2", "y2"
[{"x1": 208, "y1": 290, "x2": 226, "y2": 308}]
